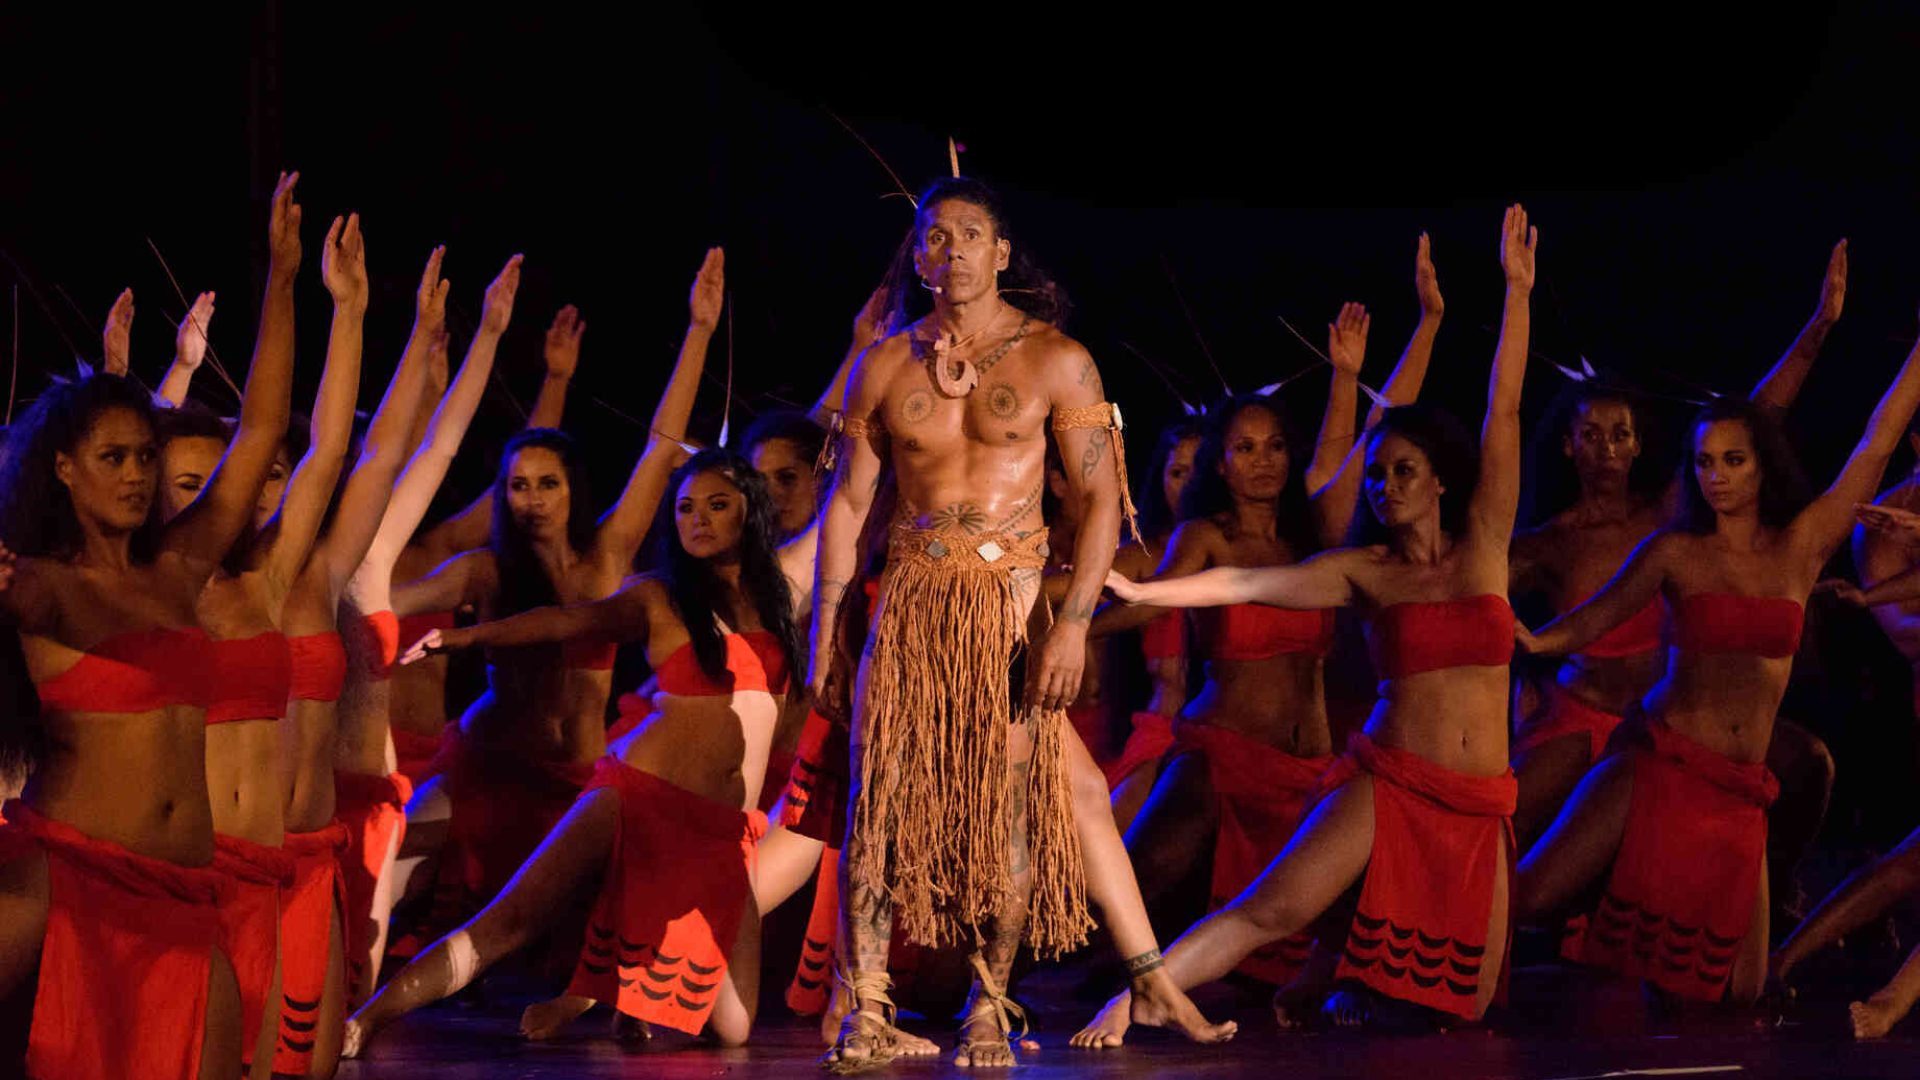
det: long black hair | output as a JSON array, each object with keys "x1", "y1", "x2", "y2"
[
  {"x1": 1520, "y1": 384, "x2": 1670, "y2": 525},
  {"x1": 0, "y1": 374, "x2": 161, "y2": 561},
  {"x1": 1672, "y1": 398, "x2": 1811, "y2": 534},
  {"x1": 489, "y1": 428, "x2": 596, "y2": 616},
  {"x1": 1138, "y1": 418, "x2": 1204, "y2": 541},
  {"x1": 1346, "y1": 404, "x2": 1479, "y2": 548},
  {"x1": 1178, "y1": 394, "x2": 1319, "y2": 556},
  {"x1": 653, "y1": 449, "x2": 804, "y2": 686},
  {"x1": 880, "y1": 176, "x2": 1070, "y2": 331}
]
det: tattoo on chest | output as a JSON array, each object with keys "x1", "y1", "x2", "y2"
[
  {"x1": 985, "y1": 382, "x2": 1020, "y2": 420},
  {"x1": 901, "y1": 390, "x2": 934, "y2": 426},
  {"x1": 1080, "y1": 427, "x2": 1111, "y2": 480},
  {"x1": 927, "y1": 503, "x2": 990, "y2": 533}
]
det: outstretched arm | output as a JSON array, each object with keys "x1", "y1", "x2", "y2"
[
  {"x1": 1791, "y1": 320, "x2": 1920, "y2": 562},
  {"x1": 402, "y1": 582, "x2": 649, "y2": 665},
  {"x1": 1106, "y1": 546, "x2": 1362, "y2": 612},
  {"x1": 162, "y1": 171, "x2": 300, "y2": 568},
  {"x1": 157, "y1": 292, "x2": 216, "y2": 407},
  {"x1": 591, "y1": 247, "x2": 722, "y2": 567},
  {"x1": 1752, "y1": 240, "x2": 1847, "y2": 414},
  {"x1": 358, "y1": 252, "x2": 517, "y2": 584},
  {"x1": 1520, "y1": 531, "x2": 1673, "y2": 657},
  {"x1": 262, "y1": 214, "x2": 368, "y2": 585},
  {"x1": 1466, "y1": 205, "x2": 1536, "y2": 550},
  {"x1": 1312, "y1": 233, "x2": 1445, "y2": 545},
  {"x1": 1087, "y1": 519, "x2": 1215, "y2": 638}
]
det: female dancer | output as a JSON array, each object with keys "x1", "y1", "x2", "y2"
[
  {"x1": 1086, "y1": 237, "x2": 1441, "y2": 985},
  {"x1": 1082, "y1": 206, "x2": 1535, "y2": 1038},
  {"x1": 0, "y1": 171, "x2": 301, "y2": 1080},
  {"x1": 1508, "y1": 241, "x2": 1847, "y2": 847},
  {"x1": 1514, "y1": 298, "x2": 1920, "y2": 1005},
  {"x1": 343, "y1": 450, "x2": 805, "y2": 1053},
  {"x1": 381, "y1": 249, "x2": 718, "y2": 945}
]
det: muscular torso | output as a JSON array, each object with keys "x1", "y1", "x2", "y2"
[
  {"x1": 1181, "y1": 517, "x2": 1332, "y2": 757},
  {"x1": 15, "y1": 557, "x2": 218, "y2": 865},
  {"x1": 1512, "y1": 501, "x2": 1667, "y2": 715}
]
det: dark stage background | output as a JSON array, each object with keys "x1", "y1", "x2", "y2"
[{"x1": 3, "y1": 4, "x2": 1918, "y2": 837}]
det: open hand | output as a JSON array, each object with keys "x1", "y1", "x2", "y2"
[
  {"x1": 1816, "y1": 239, "x2": 1847, "y2": 326},
  {"x1": 1813, "y1": 578, "x2": 1868, "y2": 607},
  {"x1": 1104, "y1": 569, "x2": 1146, "y2": 604},
  {"x1": 545, "y1": 305, "x2": 585, "y2": 380},
  {"x1": 322, "y1": 213, "x2": 369, "y2": 308},
  {"x1": 268, "y1": 171, "x2": 303, "y2": 274},
  {"x1": 1328, "y1": 302, "x2": 1369, "y2": 377},
  {"x1": 175, "y1": 291, "x2": 215, "y2": 371},
  {"x1": 688, "y1": 247, "x2": 725, "y2": 331},
  {"x1": 1513, "y1": 618, "x2": 1544, "y2": 655},
  {"x1": 102, "y1": 288, "x2": 134, "y2": 376},
  {"x1": 481, "y1": 254, "x2": 524, "y2": 336},
  {"x1": 1415, "y1": 232, "x2": 1443, "y2": 316},
  {"x1": 400, "y1": 625, "x2": 470, "y2": 665},
  {"x1": 1500, "y1": 204, "x2": 1537, "y2": 290},
  {"x1": 1027, "y1": 620, "x2": 1087, "y2": 715},
  {"x1": 852, "y1": 283, "x2": 891, "y2": 345},
  {"x1": 1855, "y1": 502, "x2": 1920, "y2": 546},
  {"x1": 415, "y1": 245, "x2": 450, "y2": 335}
]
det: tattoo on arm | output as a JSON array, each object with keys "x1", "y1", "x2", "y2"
[
  {"x1": 1124, "y1": 949, "x2": 1165, "y2": 978},
  {"x1": 1058, "y1": 595, "x2": 1096, "y2": 623},
  {"x1": 1079, "y1": 427, "x2": 1110, "y2": 480},
  {"x1": 1076, "y1": 354, "x2": 1100, "y2": 389}
]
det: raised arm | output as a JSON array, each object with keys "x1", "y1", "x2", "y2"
[
  {"x1": 1029, "y1": 344, "x2": 1125, "y2": 712},
  {"x1": 528, "y1": 304, "x2": 582, "y2": 429},
  {"x1": 161, "y1": 171, "x2": 300, "y2": 567},
  {"x1": 1306, "y1": 302, "x2": 1368, "y2": 544},
  {"x1": 1467, "y1": 205, "x2": 1536, "y2": 550},
  {"x1": 1791, "y1": 318, "x2": 1920, "y2": 562},
  {"x1": 158, "y1": 292, "x2": 216, "y2": 408},
  {"x1": 1087, "y1": 519, "x2": 1215, "y2": 638},
  {"x1": 812, "y1": 284, "x2": 890, "y2": 424},
  {"x1": 261, "y1": 214, "x2": 368, "y2": 585},
  {"x1": 808, "y1": 347, "x2": 888, "y2": 696},
  {"x1": 1751, "y1": 240, "x2": 1847, "y2": 414},
  {"x1": 1312, "y1": 233, "x2": 1445, "y2": 544},
  {"x1": 1106, "y1": 545, "x2": 1361, "y2": 612},
  {"x1": 358, "y1": 252, "x2": 517, "y2": 580},
  {"x1": 1520, "y1": 531, "x2": 1674, "y2": 656},
  {"x1": 590, "y1": 247, "x2": 721, "y2": 567},
  {"x1": 101, "y1": 288, "x2": 133, "y2": 377},
  {"x1": 402, "y1": 581, "x2": 649, "y2": 666}
]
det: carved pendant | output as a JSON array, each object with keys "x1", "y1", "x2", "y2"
[{"x1": 929, "y1": 337, "x2": 980, "y2": 397}]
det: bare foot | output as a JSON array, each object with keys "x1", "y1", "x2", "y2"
[
  {"x1": 1134, "y1": 972, "x2": 1238, "y2": 1044},
  {"x1": 340, "y1": 1017, "x2": 368, "y2": 1060},
  {"x1": 1851, "y1": 994, "x2": 1911, "y2": 1040},
  {"x1": 1324, "y1": 988, "x2": 1372, "y2": 1028},
  {"x1": 1070, "y1": 990, "x2": 1131, "y2": 1049},
  {"x1": 520, "y1": 994, "x2": 594, "y2": 1040},
  {"x1": 1273, "y1": 982, "x2": 1328, "y2": 1031},
  {"x1": 819, "y1": 977, "x2": 853, "y2": 1046},
  {"x1": 952, "y1": 1011, "x2": 1017, "y2": 1068},
  {"x1": 612, "y1": 1011, "x2": 652, "y2": 1043}
]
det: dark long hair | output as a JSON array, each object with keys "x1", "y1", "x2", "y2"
[
  {"x1": 1346, "y1": 404, "x2": 1479, "y2": 548},
  {"x1": 489, "y1": 428, "x2": 596, "y2": 616},
  {"x1": 1672, "y1": 398, "x2": 1811, "y2": 534},
  {"x1": 741, "y1": 409, "x2": 827, "y2": 489},
  {"x1": 880, "y1": 176, "x2": 1070, "y2": 331},
  {"x1": 1138, "y1": 418, "x2": 1203, "y2": 541},
  {"x1": 1521, "y1": 385, "x2": 1669, "y2": 525},
  {"x1": 0, "y1": 374, "x2": 161, "y2": 561},
  {"x1": 1178, "y1": 394, "x2": 1318, "y2": 556},
  {"x1": 653, "y1": 449, "x2": 804, "y2": 686}
]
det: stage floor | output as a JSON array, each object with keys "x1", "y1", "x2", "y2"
[{"x1": 336, "y1": 966, "x2": 1917, "y2": 1079}]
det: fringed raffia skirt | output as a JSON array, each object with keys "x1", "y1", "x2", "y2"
[{"x1": 846, "y1": 523, "x2": 1093, "y2": 958}]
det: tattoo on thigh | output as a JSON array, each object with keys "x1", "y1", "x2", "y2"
[{"x1": 1124, "y1": 949, "x2": 1165, "y2": 978}]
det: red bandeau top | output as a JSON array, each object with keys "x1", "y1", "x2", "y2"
[
  {"x1": 204, "y1": 631, "x2": 293, "y2": 725},
  {"x1": 31, "y1": 628, "x2": 213, "y2": 715},
  {"x1": 1579, "y1": 595, "x2": 1666, "y2": 659},
  {"x1": 287, "y1": 631, "x2": 347, "y2": 704},
  {"x1": 1203, "y1": 604, "x2": 1336, "y2": 662},
  {"x1": 1367, "y1": 594, "x2": 1515, "y2": 679},
  {"x1": 1140, "y1": 610, "x2": 1186, "y2": 661},
  {"x1": 1670, "y1": 593, "x2": 1803, "y2": 659},
  {"x1": 654, "y1": 631, "x2": 791, "y2": 698}
]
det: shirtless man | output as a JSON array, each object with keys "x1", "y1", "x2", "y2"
[{"x1": 814, "y1": 177, "x2": 1224, "y2": 1068}]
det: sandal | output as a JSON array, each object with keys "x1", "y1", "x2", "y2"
[{"x1": 822, "y1": 970, "x2": 909, "y2": 1074}]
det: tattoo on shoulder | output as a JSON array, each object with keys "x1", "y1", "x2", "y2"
[
  {"x1": 1076, "y1": 354, "x2": 1099, "y2": 388},
  {"x1": 1080, "y1": 427, "x2": 1111, "y2": 480}
]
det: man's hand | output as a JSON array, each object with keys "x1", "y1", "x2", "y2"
[
  {"x1": 102, "y1": 288, "x2": 134, "y2": 376},
  {"x1": 1027, "y1": 619, "x2": 1088, "y2": 715}
]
